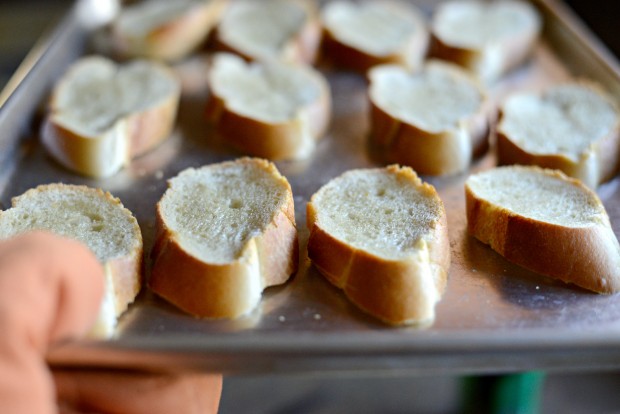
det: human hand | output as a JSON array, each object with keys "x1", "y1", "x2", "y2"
[{"x1": 0, "y1": 231, "x2": 222, "y2": 414}]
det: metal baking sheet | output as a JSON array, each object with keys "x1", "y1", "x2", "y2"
[{"x1": 3, "y1": 0, "x2": 620, "y2": 374}]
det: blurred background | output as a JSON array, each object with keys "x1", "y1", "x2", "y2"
[
  {"x1": 1, "y1": 0, "x2": 619, "y2": 88},
  {"x1": 1, "y1": 0, "x2": 620, "y2": 412}
]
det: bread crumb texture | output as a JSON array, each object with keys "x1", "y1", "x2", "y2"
[
  {"x1": 52, "y1": 56, "x2": 178, "y2": 136},
  {"x1": 159, "y1": 158, "x2": 291, "y2": 264},
  {"x1": 218, "y1": 0, "x2": 311, "y2": 61},
  {"x1": 500, "y1": 83, "x2": 618, "y2": 160},
  {"x1": 466, "y1": 166, "x2": 605, "y2": 227},
  {"x1": 323, "y1": 1, "x2": 424, "y2": 56},
  {"x1": 370, "y1": 61, "x2": 483, "y2": 133},
  {"x1": 433, "y1": 0, "x2": 540, "y2": 49},
  {"x1": 312, "y1": 166, "x2": 443, "y2": 260},
  {"x1": 210, "y1": 53, "x2": 323, "y2": 123},
  {"x1": 0, "y1": 184, "x2": 140, "y2": 262}
]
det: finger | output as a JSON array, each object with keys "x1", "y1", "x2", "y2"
[
  {"x1": 0, "y1": 231, "x2": 104, "y2": 414},
  {"x1": 54, "y1": 370, "x2": 222, "y2": 414}
]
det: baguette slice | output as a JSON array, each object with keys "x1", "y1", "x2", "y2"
[
  {"x1": 369, "y1": 61, "x2": 489, "y2": 176},
  {"x1": 497, "y1": 82, "x2": 620, "y2": 188},
  {"x1": 0, "y1": 184, "x2": 143, "y2": 337},
  {"x1": 214, "y1": 0, "x2": 321, "y2": 64},
  {"x1": 205, "y1": 53, "x2": 331, "y2": 160},
  {"x1": 307, "y1": 165, "x2": 450, "y2": 325},
  {"x1": 150, "y1": 158, "x2": 298, "y2": 318},
  {"x1": 430, "y1": 0, "x2": 541, "y2": 83},
  {"x1": 42, "y1": 56, "x2": 181, "y2": 178},
  {"x1": 321, "y1": 0, "x2": 428, "y2": 72},
  {"x1": 466, "y1": 166, "x2": 620, "y2": 293},
  {"x1": 111, "y1": 0, "x2": 228, "y2": 62}
]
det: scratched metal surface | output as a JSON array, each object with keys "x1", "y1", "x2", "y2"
[{"x1": 2, "y1": 0, "x2": 620, "y2": 374}]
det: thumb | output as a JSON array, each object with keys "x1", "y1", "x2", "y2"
[{"x1": 0, "y1": 231, "x2": 104, "y2": 414}]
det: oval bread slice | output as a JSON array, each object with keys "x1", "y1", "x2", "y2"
[
  {"x1": 497, "y1": 82, "x2": 620, "y2": 188},
  {"x1": 465, "y1": 166, "x2": 620, "y2": 293},
  {"x1": 205, "y1": 53, "x2": 331, "y2": 160},
  {"x1": 430, "y1": 0, "x2": 541, "y2": 82},
  {"x1": 321, "y1": 0, "x2": 428, "y2": 72},
  {"x1": 307, "y1": 165, "x2": 450, "y2": 325},
  {"x1": 42, "y1": 56, "x2": 181, "y2": 178},
  {"x1": 369, "y1": 60, "x2": 488, "y2": 176},
  {"x1": 111, "y1": 0, "x2": 229, "y2": 62},
  {"x1": 0, "y1": 184, "x2": 143, "y2": 337},
  {"x1": 214, "y1": 0, "x2": 320, "y2": 64},
  {"x1": 150, "y1": 158, "x2": 298, "y2": 319}
]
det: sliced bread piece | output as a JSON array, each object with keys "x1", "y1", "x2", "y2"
[
  {"x1": 213, "y1": 0, "x2": 321, "y2": 64},
  {"x1": 0, "y1": 184, "x2": 143, "y2": 337},
  {"x1": 111, "y1": 0, "x2": 228, "y2": 62},
  {"x1": 42, "y1": 56, "x2": 180, "y2": 178},
  {"x1": 497, "y1": 82, "x2": 620, "y2": 188},
  {"x1": 368, "y1": 60, "x2": 489, "y2": 176},
  {"x1": 307, "y1": 165, "x2": 450, "y2": 325},
  {"x1": 205, "y1": 53, "x2": 331, "y2": 160},
  {"x1": 430, "y1": 0, "x2": 541, "y2": 83},
  {"x1": 150, "y1": 158, "x2": 298, "y2": 319},
  {"x1": 466, "y1": 166, "x2": 620, "y2": 293},
  {"x1": 321, "y1": 0, "x2": 428, "y2": 72}
]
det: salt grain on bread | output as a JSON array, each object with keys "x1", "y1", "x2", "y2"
[
  {"x1": 111, "y1": 0, "x2": 228, "y2": 62},
  {"x1": 42, "y1": 56, "x2": 180, "y2": 177},
  {"x1": 430, "y1": 0, "x2": 541, "y2": 83},
  {"x1": 205, "y1": 53, "x2": 331, "y2": 160},
  {"x1": 497, "y1": 82, "x2": 620, "y2": 188},
  {"x1": 150, "y1": 158, "x2": 298, "y2": 319},
  {"x1": 214, "y1": 0, "x2": 320, "y2": 64},
  {"x1": 466, "y1": 166, "x2": 620, "y2": 293},
  {"x1": 0, "y1": 184, "x2": 143, "y2": 337},
  {"x1": 307, "y1": 165, "x2": 450, "y2": 325},
  {"x1": 368, "y1": 60, "x2": 489, "y2": 176},
  {"x1": 321, "y1": 0, "x2": 428, "y2": 72}
]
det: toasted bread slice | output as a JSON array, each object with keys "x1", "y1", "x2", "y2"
[
  {"x1": 430, "y1": 0, "x2": 541, "y2": 83},
  {"x1": 150, "y1": 158, "x2": 298, "y2": 318},
  {"x1": 214, "y1": 0, "x2": 320, "y2": 64},
  {"x1": 205, "y1": 53, "x2": 331, "y2": 160},
  {"x1": 307, "y1": 165, "x2": 450, "y2": 325},
  {"x1": 466, "y1": 166, "x2": 620, "y2": 293},
  {"x1": 42, "y1": 56, "x2": 180, "y2": 178},
  {"x1": 0, "y1": 184, "x2": 143, "y2": 337},
  {"x1": 497, "y1": 82, "x2": 620, "y2": 188},
  {"x1": 369, "y1": 61, "x2": 489, "y2": 175},
  {"x1": 111, "y1": 0, "x2": 228, "y2": 62},
  {"x1": 321, "y1": 0, "x2": 428, "y2": 72}
]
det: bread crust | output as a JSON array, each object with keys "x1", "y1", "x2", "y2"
[
  {"x1": 429, "y1": 30, "x2": 538, "y2": 83},
  {"x1": 307, "y1": 165, "x2": 450, "y2": 325},
  {"x1": 321, "y1": 30, "x2": 389, "y2": 73},
  {"x1": 42, "y1": 58, "x2": 180, "y2": 178},
  {"x1": 149, "y1": 158, "x2": 299, "y2": 318},
  {"x1": 496, "y1": 82, "x2": 620, "y2": 188},
  {"x1": 112, "y1": 0, "x2": 228, "y2": 62},
  {"x1": 205, "y1": 57, "x2": 331, "y2": 160},
  {"x1": 465, "y1": 167, "x2": 620, "y2": 293},
  {"x1": 5, "y1": 184, "x2": 143, "y2": 335},
  {"x1": 368, "y1": 63, "x2": 489, "y2": 176}
]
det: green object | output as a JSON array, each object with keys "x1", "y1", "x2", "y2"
[{"x1": 463, "y1": 372, "x2": 546, "y2": 414}]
